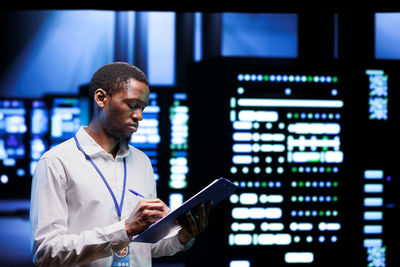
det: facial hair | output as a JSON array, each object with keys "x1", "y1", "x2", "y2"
[{"x1": 103, "y1": 117, "x2": 131, "y2": 151}]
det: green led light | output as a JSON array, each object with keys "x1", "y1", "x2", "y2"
[
  {"x1": 307, "y1": 76, "x2": 313, "y2": 82},
  {"x1": 298, "y1": 181, "x2": 304, "y2": 187},
  {"x1": 332, "y1": 76, "x2": 338, "y2": 83},
  {"x1": 333, "y1": 181, "x2": 338, "y2": 187},
  {"x1": 261, "y1": 181, "x2": 267, "y2": 188},
  {"x1": 333, "y1": 196, "x2": 338, "y2": 202},
  {"x1": 319, "y1": 210, "x2": 324, "y2": 216},
  {"x1": 291, "y1": 167, "x2": 297, "y2": 173}
]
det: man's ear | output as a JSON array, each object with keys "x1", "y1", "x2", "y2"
[{"x1": 94, "y1": 88, "x2": 108, "y2": 108}]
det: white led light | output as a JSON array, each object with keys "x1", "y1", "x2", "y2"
[
  {"x1": 364, "y1": 211, "x2": 383, "y2": 220},
  {"x1": 285, "y1": 252, "x2": 314, "y2": 263},
  {"x1": 233, "y1": 121, "x2": 252, "y2": 130},
  {"x1": 239, "y1": 193, "x2": 258, "y2": 205},
  {"x1": 364, "y1": 170, "x2": 384, "y2": 179},
  {"x1": 364, "y1": 184, "x2": 384, "y2": 193},
  {"x1": 238, "y1": 98, "x2": 344, "y2": 108},
  {"x1": 230, "y1": 260, "x2": 250, "y2": 267}
]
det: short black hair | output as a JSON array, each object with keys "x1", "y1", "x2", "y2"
[{"x1": 89, "y1": 62, "x2": 148, "y2": 97}]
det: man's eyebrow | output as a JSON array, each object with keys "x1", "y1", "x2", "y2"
[{"x1": 125, "y1": 98, "x2": 148, "y2": 106}]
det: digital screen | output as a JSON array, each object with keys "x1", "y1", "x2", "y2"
[
  {"x1": 129, "y1": 90, "x2": 189, "y2": 212},
  {"x1": 227, "y1": 71, "x2": 344, "y2": 265},
  {"x1": 168, "y1": 92, "x2": 189, "y2": 211},
  {"x1": 366, "y1": 69, "x2": 388, "y2": 120},
  {"x1": 50, "y1": 97, "x2": 85, "y2": 147},
  {"x1": 187, "y1": 60, "x2": 349, "y2": 266},
  {"x1": 0, "y1": 99, "x2": 29, "y2": 198},
  {"x1": 358, "y1": 65, "x2": 396, "y2": 267},
  {"x1": 361, "y1": 169, "x2": 386, "y2": 266},
  {"x1": 130, "y1": 92, "x2": 161, "y2": 182},
  {"x1": 30, "y1": 100, "x2": 49, "y2": 176}
]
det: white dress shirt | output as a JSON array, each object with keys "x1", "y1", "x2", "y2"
[{"x1": 30, "y1": 126, "x2": 191, "y2": 267}]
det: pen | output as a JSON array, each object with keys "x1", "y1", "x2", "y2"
[{"x1": 129, "y1": 189, "x2": 145, "y2": 198}]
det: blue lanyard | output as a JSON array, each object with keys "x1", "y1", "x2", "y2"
[{"x1": 73, "y1": 135, "x2": 127, "y2": 220}]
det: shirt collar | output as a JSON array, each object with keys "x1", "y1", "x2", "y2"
[{"x1": 75, "y1": 126, "x2": 131, "y2": 159}]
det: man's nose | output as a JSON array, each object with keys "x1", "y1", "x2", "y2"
[{"x1": 132, "y1": 108, "x2": 143, "y2": 121}]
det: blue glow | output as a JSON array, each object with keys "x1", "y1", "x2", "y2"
[
  {"x1": 222, "y1": 13, "x2": 297, "y2": 58},
  {"x1": 364, "y1": 197, "x2": 383, "y2": 207},
  {"x1": 366, "y1": 69, "x2": 388, "y2": 120},
  {"x1": 364, "y1": 184, "x2": 384, "y2": 193},
  {"x1": 169, "y1": 93, "x2": 189, "y2": 189},
  {"x1": 375, "y1": 13, "x2": 400, "y2": 59},
  {"x1": 0, "y1": 100, "x2": 27, "y2": 164},
  {"x1": 50, "y1": 98, "x2": 82, "y2": 146},
  {"x1": 364, "y1": 211, "x2": 383, "y2": 221},
  {"x1": 0, "y1": 174, "x2": 8, "y2": 184},
  {"x1": 194, "y1": 12, "x2": 203, "y2": 62},
  {"x1": 364, "y1": 225, "x2": 383, "y2": 234},
  {"x1": 147, "y1": 12, "x2": 176, "y2": 86},
  {"x1": 1, "y1": 10, "x2": 115, "y2": 98},
  {"x1": 364, "y1": 170, "x2": 384, "y2": 179}
]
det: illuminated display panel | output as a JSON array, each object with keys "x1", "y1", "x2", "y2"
[
  {"x1": 361, "y1": 169, "x2": 386, "y2": 266},
  {"x1": 186, "y1": 60, "x2": 349, "y2": 266},
  {"x1": 130, "y1": 92, "x2": 161, "y2": 182},
  {"x1": 227, "y1": 70, "x2": 344, "y2": 265},
  {"x1": 169, "y1": 92, "x2": 189, "y2": 190},
  {"x1": 129, "y1": 90, "x2": 189, "y2": 212},
  {"x1": 366, "y1": 70, "x2": 388, "y2": 120},
  {"x1": 168, "y1": 92, "x2": 189, "y2": 211},
  {"x1": 50, "y1": 97, "x2": 83, "y2": 148},
  {"x1": 356, "y1": 64, "x2": 397, "y2": 267},
  {"x1": 0, "y1": 99, "x2": 29, "y2": 198},
  {"x1": 30, "y1": 100, "x2": 49, "y2": 176}
]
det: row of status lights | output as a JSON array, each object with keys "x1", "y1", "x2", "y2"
[{"x1": 237, "y1": 73, "x2": 338, "y2": 83}]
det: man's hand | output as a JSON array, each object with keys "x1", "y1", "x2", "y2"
[
  {"x1": 125, "y1": 198, "x2": 169, "y2": 238},
  {"x1": 176, "y1": 201, "x2": 212, "y2": 244}
]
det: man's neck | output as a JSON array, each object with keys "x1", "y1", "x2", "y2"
[{"x1": 86, "y1": 119, "x2": 119, "y2": 158}]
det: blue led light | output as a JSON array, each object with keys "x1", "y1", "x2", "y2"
[
  {"x1": 269, "y1": 75, "x2": 276, "y2": 81},
  {"x1": 0, "y1": 174, "x2": 9, "y2": 184}
]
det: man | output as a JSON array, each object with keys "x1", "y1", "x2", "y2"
[{"x1": 30, "y1": 62, "x2": 211, "y2": 266}]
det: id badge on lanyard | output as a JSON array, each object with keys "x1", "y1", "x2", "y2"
[
  {"x1": 74, "y1": 135, "x2": 130, "y2": 266},
  {"x1": 112, "y1": 245, "x2": 130, "y2": 266}
]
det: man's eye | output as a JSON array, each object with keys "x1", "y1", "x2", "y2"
[{"x1": 127, "y1": 103, "x2": 136, "y2": 109}]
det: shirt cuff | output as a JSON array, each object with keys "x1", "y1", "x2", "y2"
[
  {"x1": 102, "y1": 220, "x2": 130, "y2": 252},
  {"x1": 176, "y1": 235, "x2": 195, "y2": 251}
]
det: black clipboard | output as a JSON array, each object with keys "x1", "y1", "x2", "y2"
[{"x1": 132, "y1": 177, "x2": 238, "y2": 243}]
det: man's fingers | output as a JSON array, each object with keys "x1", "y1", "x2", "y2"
[
  {"x1": 186, "y1": 211, "x2": 199, "y2": 234},
  {"x1": 205, "y1": 201, "x2": 212, "y2": 226},
  {"x1": 198, "y1": 204, "x2": 205, "y2": 232},
  {"x1": 139, "y1": 199, "x2": 169, "y2": 213}
]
